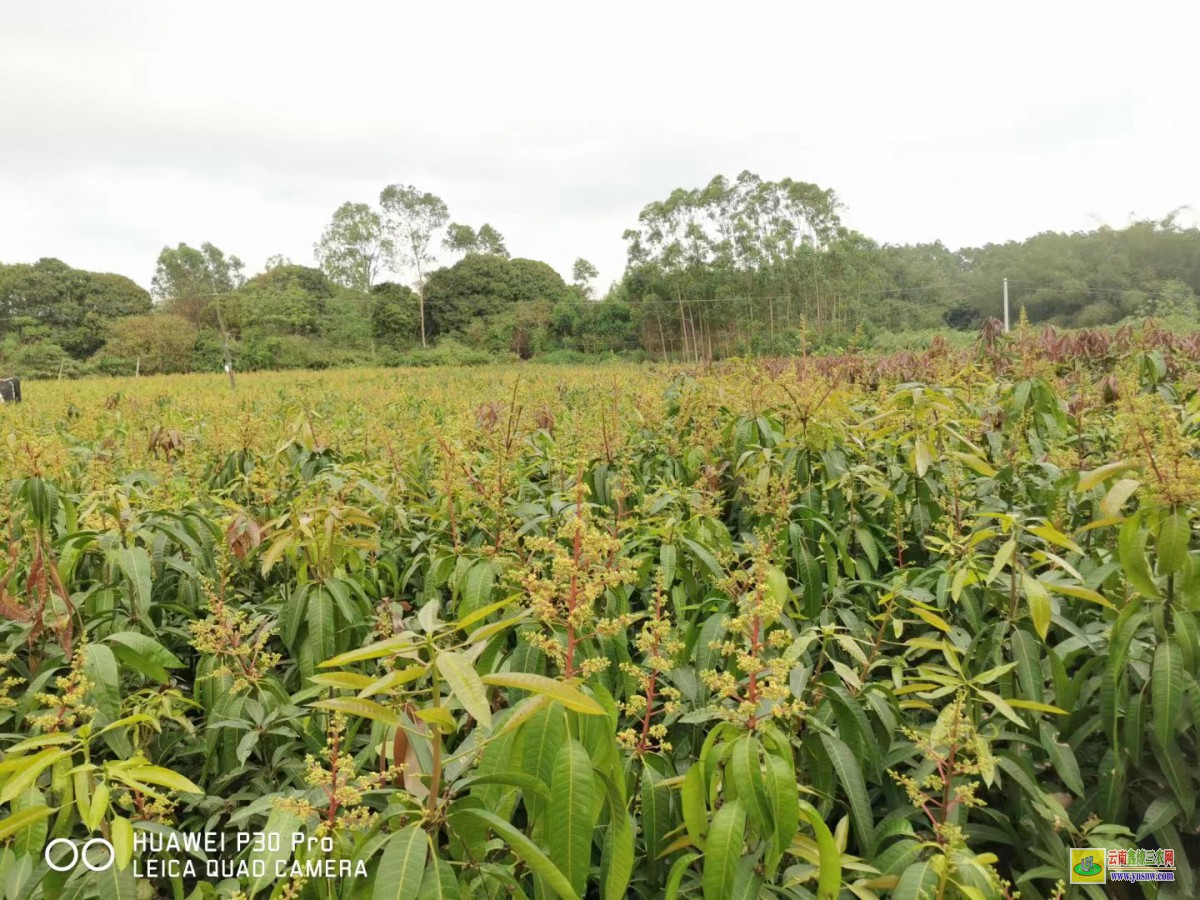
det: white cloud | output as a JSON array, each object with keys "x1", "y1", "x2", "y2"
[{"x1": 2, "y1": 0, "x2": 1197, "y2": 291}]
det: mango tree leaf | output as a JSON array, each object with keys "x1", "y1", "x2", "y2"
[
  {"x1": 1119, "y1": 515, "x2": 1160, "y2": 599},
  {"x1": 310, "y1": 697, "x2": 401, "y2": 726},
  {"x1": 452, "y1": 809, "x2": 578, "y2": 900},
  {"x1": 817, "y1": 734, "x2": 874, "y2": 857},
  {"x1": 436, "y1": 650, "x2": 493, "y2": 729},
  {"x1": 1152, "y1": 639, "x2": 1184, "y2": 750},
  {"x1": 1158, "y1": 513, "x2": 1192, "y2": 575},
  {"x1": 1022, "y1": 574, "x2": 1052, "y2": 641},
  {"x1": 373, "y1": 825, "x2": 428, "y2": 900},
  {"x1": 112, "y1": 546, "x2": 152, "y2": 618},
  {"x1": 481, "y1": 672, "x2": 604, "y2": 715},
  {"x1": 105, "y1": 632, "x2": 184, "y2": 683},
  {"x1": 548, "y1": 739, "x2": 595, "y2": 898},
  {"x1": 702, "y1": 798, "x2": 745, "y2": 900},
  {"x1": 796, "y1": 798, "x2": 841, "y2": 900}
]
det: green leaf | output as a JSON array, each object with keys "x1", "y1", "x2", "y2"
[
  {"x1": 1135, "y1": 797, "x2": 1182, "y2": 842},
  {"x1": 96, "y1": 857, "x2": 138, "y2": 900},
  {"x1": 1078, "y1": 460, "x2": 1133, "y2": 492},
  {"x1": 111, "y1": 814, "x2": 134, "y2": 869},
  {"x1": 909, "y1": 605, "x2": 951, "y2": 634},
  {"x1": 1023, "y1": 573, "x2": 1052, "y2": 641},
  {"x1": 1029, "y1": 523, "x2": 1081, "y2": 554},
  {"x1": 310, "y1": 697, "x2": 401, "y2": 726},
  {"x1": 456, "y1": 771, "x2": 550, "y2": 799},
  {"x1": 641, "y1": 767, "x2": 671, "y2": 878},
  {"x1": 0, "y1": 804, "x2": 55, "y2": 841},
  {"x1": 373, "y1": 825, "x2": 428, "y2": 900},
  {"x1": 1120, "y1": 514, "x2": 1160, "y2": 599},
  {"x1": 436, "y1": 650, "x2": 493, "y2": 729},
  {"x1": 548, "y1": 739, "x2": 595, "y2": 898},
  {"x1": 306, "y1": 590, "x2": 336, "y2": 674},
  {"x1": 600, "y1": 811, "x2": 634, "y2": 900},
  {"x1": 913, "y1": 439, "x2": 932, "y2": 478},
  {"x1": 817, "y1": 734, "x2": 874, "y2": 857},
  {"x1": 0, "y1": 749, "x2": 70, "y2": 804},
  {"x1": 453, "y1": 809, "x2": 579, "y2": 900},
  {"x1": 359, "y1": 664, "x2": 429, "y2": 698},
  {"x1": 728, "y1": 735, "x2": 772, "y2": 836},
  {"x1": 248, "y1": 807, "x2": 303, "y2": 896},
  {"x1": 319, "y1": 633, "x2": 422, "y2": 667},
  {"x1": 1100, "y1": 478, "x2": 1141, "y2": 519},
  {"x1": 680, "y1": 537, "x2": 725, "y2": 582},
  {"x1": 660, "y1": 543, "x2": 677, "y2": 587},
  {"x1": 458, "y1": 560, "x2": 495, "y2": 619},
  {"x1": 481, "y1": 672, "x2": 604, "y2": 715},
  {"x1": 113, "y1": 546, "x2": 152, "y2": 618},
  {"x1": 975, "y1": 689, "x2": 1027, "y2": 728},
  {"x1": 416, "y1": 856, "x2": 462, "y2": 900},
  {"x1": 1010, "y1": 628, "x2": 1044, "y2": 704},
  {"x1": 1149, "y1": 732, "x2": 1195, "y2": 819},
  {"x1": 1040, "y1": 580, "x2": 1115, "y2": 609},
  {"x1": 681, "y1": 764, "x2": 708, "y2": 850},
  {"x1": 702, "y1": 798, "x2": 745, "y2": 900},
  {"x1": 1152, "y1": 639, "x2": 1184, "y2": 750},
  {"x1": 796, "y1": 799, "x2": 841, "y2": 900},
  {"x1": 893, "y1": 859, "x2": 940, "y2": 900},
  {"x1": 1039, "y1": 724, "x2": 1085, "y2": 797},
  {"x1": 1004, "y1": 698, "x2": 1068, "y2": 715},
  {"x1": 987, "y1": 538, "x2": 1016, "y2": 585},
  {"x1": 729, "y1": 855, "x2": 763, "y2": 900},
  {"x1": 308, "y1": 672, "x2": 375, "y2": 691},
  {"x1": 664, "y1": 851, "x2": 701, "y2": 900},
  {"x1": 105, "y1": 632, "x2": 184, "y2": 683},
  {"x1": 519, "y1": 705, "x2": 566, "y2": 795},
  {"x1": 1158, "y1": 513, "x2": 1192, "y2": 575},
  {"x1": 762, "y1": 751, "x2": 799, "y2": 877},
  {"x1": 115, "y1": 764, "x2": 203, "y2": 795}
]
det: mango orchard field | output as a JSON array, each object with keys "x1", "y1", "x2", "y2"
[{"x1": 0, "y1": 326, "x2": 1198, "y2": 900}]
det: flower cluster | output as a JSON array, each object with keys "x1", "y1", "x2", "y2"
[
  {"x1": 189, "y1": 576, "x2": 281, "y2": 693},
  {"x1": 519, "y1": 482, "x2": 639, "y2": 678},
  {"x1": 699, "y1": 544, "x2": 804, "y2": 730},
  {"x1": 1118, "y1": 383, "x2": 1200, "y2": 506},
  {"x1": 617, "y1": 575, "x2": 684, "y2": 753},
  {"x1": 888, "y1": 692, "x2": 989, "y2": 847},
  {"x1": 276, "y1": 713, "x2": 403, "y2": 836},
  {"x1": 28, "y1": 644, "x2": 95, "y2": 732},
  {"x1": 0, "y1": 653, "x2": 25, "y2": 710}
]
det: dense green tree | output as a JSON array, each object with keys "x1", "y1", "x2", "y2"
[
  {"x1": 103, "y1": 313, "x2": 198, "y2": 374},
  {"x1": 370, "y1": 282, "x2": 419, "y2": 347},
  {"x1": 0, "y1": 259, "x2": 152, "y2": 358},
  {"x1": 424, "y1": 255, "x2": 570, "y2": 337},
  {"x1": 207, "y1": 265, "x2": 338, "y2": 338},
  {"x1": 314, "y1": 202, "x2": 390, "y2": 292}
]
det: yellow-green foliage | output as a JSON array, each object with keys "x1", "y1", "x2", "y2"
[{"x1": 0, "y1": 340, "x2": 1197, "y2": 899}]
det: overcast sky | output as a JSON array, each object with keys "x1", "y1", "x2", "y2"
[{"x1": 2, "y1": 0, "x2": 1198, "y2": 293}]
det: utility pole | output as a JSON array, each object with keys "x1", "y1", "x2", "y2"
[
  {"x1": 214, "y1": 297, "x2": 236, "y2": 391},
  {"x1": 1003, "y1": 278, "x2": 1010, "y2": 332},
  {"x1": 203, "y1": 283, "x2": 237, "y2": 391}
]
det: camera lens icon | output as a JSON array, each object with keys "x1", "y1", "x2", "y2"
[{"x1": 45, "y1": 837, "x2": 116, "y2": 872}]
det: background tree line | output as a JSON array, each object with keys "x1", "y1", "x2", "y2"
[{"x1": 3, "y1": 172, "x2": 1199, "y2": 376}]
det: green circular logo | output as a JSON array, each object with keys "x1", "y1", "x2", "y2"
[{"x1": 1073, "y1": 857, "x2": 1102, "y2": 877}]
